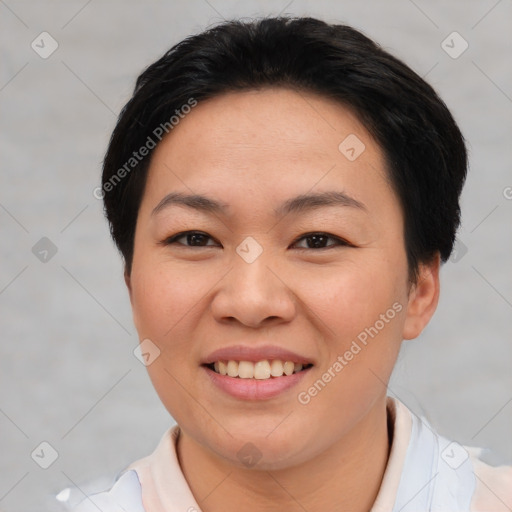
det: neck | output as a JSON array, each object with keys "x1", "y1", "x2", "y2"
[{"x1": 177, "y1": 398, "x2": 391, "y2": 512}]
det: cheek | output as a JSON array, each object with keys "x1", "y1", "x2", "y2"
[
  {"x1": 302, "y1": 254, "x2": 408, "y2": 391},
  {"x1": 304, "y1": 256, "x2": 406, "y2": 334},
  {"x1": 130, "y1": 260, "x2": 207, "y2": 341},
  {"x1": 294, "y1": 263, "x2": 406, "y2": 424},
  {"x1": 129, "y1": 262, "x2": 209, "y2": 405}
]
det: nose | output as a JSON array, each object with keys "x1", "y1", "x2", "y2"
[{"x1": 210, "y1": 245, "x2": 296, "y2": 328}]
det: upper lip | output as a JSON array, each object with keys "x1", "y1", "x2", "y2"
[{"x1": 202, "y1": 345, "x2": 314, "y2": 365}]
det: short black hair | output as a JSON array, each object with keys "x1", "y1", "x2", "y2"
[{"x1": 101, "y1": 16, "x2": 468, "y2": 281}]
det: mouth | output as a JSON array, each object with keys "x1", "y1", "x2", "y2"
[
  {"x1": 203, "y1": 360, "x2": 314, "y2": 379},
  {"x1": 201, "y1": 345, "x2": 315, "y2": 399}
]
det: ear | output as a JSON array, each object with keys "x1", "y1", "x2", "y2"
[
  {"x1": 124, "y1": 266, "x2": 133, "y2": 306},
  {"x1": 402, "y1": 253, "x2": 441, "y2": 340}
]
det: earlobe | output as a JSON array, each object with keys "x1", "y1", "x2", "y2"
[
  {"x1": 402, "y1": 253, "x2": 441, "y2": 340},
  {"x1": 124, "y1": 267, "x2": 133, "y2": 305}
]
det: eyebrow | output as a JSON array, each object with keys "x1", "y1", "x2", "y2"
[{"x1": 151, "y1": 190, "x2": 366, "y2": 218}]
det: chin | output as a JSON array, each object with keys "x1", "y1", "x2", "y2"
[{"x1": 204, "y1": 424, "x2": 315, "y2": 470}]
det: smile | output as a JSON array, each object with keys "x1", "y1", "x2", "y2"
[{"x1": 206, "y1": 360, "x2": 314, "y2": 379}]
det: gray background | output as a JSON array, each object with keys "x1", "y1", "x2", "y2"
[{"x1": 1, "y1": 1, "x2": 511, "y2": 510}]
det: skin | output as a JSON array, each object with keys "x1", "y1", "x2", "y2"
[{"x1": 125, "y1": 88, "x2": 440, "y2": 512}]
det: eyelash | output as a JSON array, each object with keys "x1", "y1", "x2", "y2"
[{"x1": 161, "y1": 230, "x2": 354, "y2": 250}]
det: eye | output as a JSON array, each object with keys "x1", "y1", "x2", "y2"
[
  {"x1": 161, "y1": 230, "x2": 352, "y2": 250},
  {"x1": 291, "y1": 232, "x2": 352, "y2": 250},
  {"x1": 162, "y1": 231, "x2": 220, "y2": 247}
]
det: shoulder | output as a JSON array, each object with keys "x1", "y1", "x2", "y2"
[
  {"x1": 72, "y1": 469, "x2": 145, "y2": 512},
  {"x1": 384, "y1": 399, "x2": 512, "y2": 512},
  {"x1": 71, "y1": 425, "x2": 179, "y2": 512},
  {"x1": 468, "y1": 448, "x2": 512, "y2": 512}
]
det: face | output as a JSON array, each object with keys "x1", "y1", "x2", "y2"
[{"x1": 126, "y1": 88, "x2": 437, "y2": 470}]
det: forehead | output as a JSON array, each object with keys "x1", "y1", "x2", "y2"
[
  {"x1": 152, "y1": 87, "x2": 377, "y2": 162},
  {"x1": 141, "y1": 88, "x2": 395, "y2": 218}
]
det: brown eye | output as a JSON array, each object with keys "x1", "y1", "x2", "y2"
[
  {"x1": 164, "y1": 231, "x2": 219, "y2": 247},
  {"x1": 292, "y1": 232, "x2": 351, "y2": 250}
]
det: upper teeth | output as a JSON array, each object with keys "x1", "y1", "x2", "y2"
[{"x1": 212, "y1": 360, "x2": 305, "y2": 379}]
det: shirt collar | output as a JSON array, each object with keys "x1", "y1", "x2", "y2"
[{"x1": 128, "y1": 396, "x2": 474, "y2": 512}]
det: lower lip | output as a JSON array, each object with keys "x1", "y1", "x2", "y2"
[{"x1": 203, "y1": 365, "x2": 312, "y2": 400}]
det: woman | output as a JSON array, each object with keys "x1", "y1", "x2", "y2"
[{"x1": 75, "y1": 16, "x2": 511, "y2": 512}]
